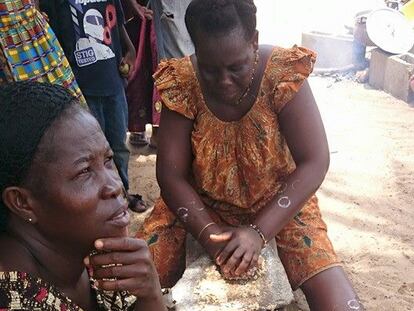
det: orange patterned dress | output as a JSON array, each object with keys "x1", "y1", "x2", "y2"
[{"x1": 138, "y1": 46, "x2": 341, "y2": 289}]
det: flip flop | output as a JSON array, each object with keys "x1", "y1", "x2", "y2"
[
  {"x1": 128, "y1": 194, "x2": 148, "y2": 213},
  {"x1": 129, "y1": 132, "x2": 148, "y2": 147}
]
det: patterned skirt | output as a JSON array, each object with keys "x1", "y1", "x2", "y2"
[
  {"x1": 138, "y1": 195, "x2": 341, "y2": 289},
  {"x1": 0, "y1": 1, "x2": 85, "y2": 105}
]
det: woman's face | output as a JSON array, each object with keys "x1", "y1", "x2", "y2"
[
  {"x1": 27, "y1": 110, "x2": 129, "y2": 251},
  {"x1": 195, "y1": 27, "x2": 258, "y2": 105}
]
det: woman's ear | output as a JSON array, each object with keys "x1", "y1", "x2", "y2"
[
  {"x1": 252, "y1": 30, "x2": 259, "y2": 51},
  {"x1": 2, "y1": 187, "x2": 37, "y2": 224}
]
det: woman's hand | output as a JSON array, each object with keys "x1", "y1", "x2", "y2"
[
  {"x1": 127, "y1": 0, "x2": 153, "y2": 20},
  {"x1": 209, "y1": 227, "x2": 263, "y2": 277},
  {"x1": 120, "y1": 48, "x2": 136, "y2": 80},
  {"x1": 85, "y1": 237, "x2": 162, "y2": 299}
]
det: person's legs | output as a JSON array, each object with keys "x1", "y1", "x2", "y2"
[
  {"x1": 103, "y1": 90, "x2": 147, "y2": 212},
  {"x1": 103, "y1": 90, "x2": 130, "y2": 190},
  {"x1": 149, "y1": 125, "x2": 158, "y2": 148},
  {"x1": 276, "y1": 196, "x2": 363, "y2": 310},
  {"x1": 85, "y1": 95, "x2": 106, "y2": 132}
]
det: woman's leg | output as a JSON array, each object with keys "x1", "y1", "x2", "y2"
[
  {"x1": 136, "y1": 198, "x2": 187, "y2": 288},
  {"x1": 301, "y1": 266, "x2": 364, "y2": 310},
  {"x1": 276, "y1": 196, "x2": 363, "y2": 310}
]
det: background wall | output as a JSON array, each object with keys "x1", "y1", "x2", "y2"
[{"x1": 255, "y1": 0, "x2": 386, "y2": 47}]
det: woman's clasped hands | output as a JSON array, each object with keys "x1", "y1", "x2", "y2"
[{"x1": 209, "y1": 226, "x2": 264, "y2": 278}]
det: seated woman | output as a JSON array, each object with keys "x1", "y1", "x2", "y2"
[
  {"x1": 0, "y1": 82, "x2": 166, "y2": 311},
  {"x1": 138, "y1": 0, "x2": 364, "y2": 310}
]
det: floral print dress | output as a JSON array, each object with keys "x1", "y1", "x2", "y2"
[{"x1": 138, "y1": 46, "x2": 341, "y2": 289}]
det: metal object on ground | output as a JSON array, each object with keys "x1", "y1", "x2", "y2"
[{"x1": 366, "y1": 8, "x2": 414, "y2": 54}]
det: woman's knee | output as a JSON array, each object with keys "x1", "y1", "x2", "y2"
[{"x1": 300, "y1": 266, "x2": 364, "y2": 311}]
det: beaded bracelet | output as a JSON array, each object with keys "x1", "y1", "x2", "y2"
[{"x1": 249, "y1": 223, "x2": 267, "y2": 248}]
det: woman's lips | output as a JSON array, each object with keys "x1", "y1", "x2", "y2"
[
  {"x1": 107, "y1": 205, "x2": 130, "y2": 227},
  {"x1": 215, "y1": 88, "x2": 239, "y2": 102}
]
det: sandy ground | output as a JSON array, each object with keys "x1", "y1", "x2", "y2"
[{"x1": 126, "y1": 76, "x2": 414, "y2": 310}]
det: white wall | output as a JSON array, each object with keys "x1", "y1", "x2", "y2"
[{"x1": 255, "y1": 0, "x2": 386, "y2": 47}]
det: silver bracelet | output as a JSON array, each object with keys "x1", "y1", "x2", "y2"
[
  {"x1": 249, "y1": 223, "x2": 267, "y2": 248},
  {"x1": 197, "y1": 222, "x2": 217, "y2": 241}
]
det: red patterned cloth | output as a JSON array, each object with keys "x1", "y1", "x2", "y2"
[
  {"x1": 0, "y1": 271, "x2": 136, "y2": 310},
  {"x1": 125, "y1": 16, "x2": 161, "y2": 132}
]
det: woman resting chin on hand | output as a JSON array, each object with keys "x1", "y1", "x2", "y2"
[{"x1": 0, "y1": 82, "x2": 166, "y2": 311}]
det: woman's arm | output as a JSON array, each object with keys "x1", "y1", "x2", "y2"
[
  {"x1": 252, "y1": 80, "x2": 329, "y2": 239},
  {"x1": 122, "y1": 0, "x2": 153, "y2": 20},
  {"x1": 214, "y1": 80, "x2": 330, "y2": 276},
  {"x1": 156, "y1": 107, "x2": 226, "y2": 258},
  {"x1": 119, "y1": 24, "x2": 136, "y2": 79}
]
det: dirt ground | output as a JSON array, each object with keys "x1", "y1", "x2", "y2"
[{"x1": 127, "y1": 76, "x2": 414, "y2": 310}]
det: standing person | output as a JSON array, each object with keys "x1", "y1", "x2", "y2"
[
  {"x1": 0, "y1": 0, "x2": 85, "y2": 105},
  {"x1": 137, "y1": 0, "x2": 364, "y2": 310},
  {"x1": 40, "y1": 0, "x2": 147, "y2": 212},
  {"x1": 148, "y1": 0, "x2": 194, "y2": 61},
  {"x1": 0, "y1": 81, "x2": 166, "y2": 311},
  {"x1": 126, "y1": 0, "x2": 194, "y2": 148},
  {"x1": 122, "y1": 0, "x2": 159, "y2": 148}
]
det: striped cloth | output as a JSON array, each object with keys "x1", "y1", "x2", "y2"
[{"x1": 0, "y1": 0, "x2": 85, "y2": 104}]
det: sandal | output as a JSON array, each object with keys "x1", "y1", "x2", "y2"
[
  {"x1": 128, "y1": 193, "x2": 148, "y2": 213},
  {"x1": 149, "y1": 127, "x2": 158, "y2": 149},
  {"x1": 129, "y1": 132, "x2": 148, "y2": 147}
]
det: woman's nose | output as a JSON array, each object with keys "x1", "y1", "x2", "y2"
[
  {"x1": 101, "y1": 170, "x2": 123, "y2": 199},
  {"x1": 217, "y1": 70, "x2": 233, "y2": 87}
]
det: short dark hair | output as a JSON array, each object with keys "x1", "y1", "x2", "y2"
[
  {"x1": 185, "y1": 0, "x2": 257, "y2": 44},
  {"x1": 0, "y1": 82, "x2": 81, "y2": 231}
]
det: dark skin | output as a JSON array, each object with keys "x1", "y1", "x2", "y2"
[
  {"x1": 0, "y1": 110, "x2": 166, "y2": 311},
  {"x1": 156, "y1": 26, "x2": 364, "y2": 310},
  {"x1": 123, "y1": 0, "x2": 153, "y2": 20},
  {"x1": 119, "y1": 24, "x2": 136, "y2": 80}
]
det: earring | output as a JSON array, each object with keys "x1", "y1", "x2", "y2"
[{"x1": 28, "y1": 218, "x2": 32, "y2": 223}]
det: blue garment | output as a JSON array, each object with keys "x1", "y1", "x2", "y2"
[
  {"x1": 86, "y1": 90, "x2": 130, "y2": 190},
  {"x1": 41, "y1": 0, "x2": 131, "y2": 190},
  {"x1": 40, "y1": 0, "x2": 126, "y2": 96}
]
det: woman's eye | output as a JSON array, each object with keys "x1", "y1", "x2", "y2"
[
  {"x1": 230, "y1": 65, "x2": 245, "y2": 73},
  {"x1": 202, "y1": 67, "x2": 217, "y2": 75},
  {"x1": 105, "y1": 155, "x2": 114, "y2": 166},
  {"x1": 230, "y1": 66, "x2": 242, "y2": 72},
  {"x1": 79, "y1": 167, "x2": 91, "y2": 176}
]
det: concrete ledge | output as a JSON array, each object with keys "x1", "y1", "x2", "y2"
[
  {"x1": 384, "y1": 53, "x2": 414, "y2": 103},
  {"x1": 369, "y1": 48, "x2": 392, "y2": 90},
  {"x1": 301, "y1": 31, "x2": 354, "y2": 69}
]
